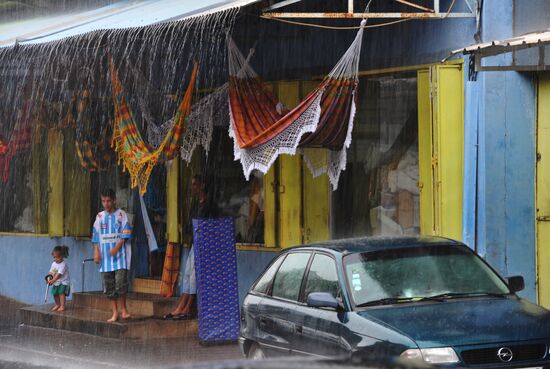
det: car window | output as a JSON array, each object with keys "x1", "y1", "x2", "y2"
[
  {"x1": 252, "y1": 254, "x2": 286, "y2": 294},
  {"x1": 344, "y1": 245, "x2": 510, "y2": 306},
  {"x1": 271, "y1": 252, "x2": 311, "y2": 301},
  {"x1": 304, "y1": 254, "x2": 339, "y2": 300}
]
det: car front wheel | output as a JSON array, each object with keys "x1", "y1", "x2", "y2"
[{"x1": 247, "y1": 343, "x2": 266, "y2": 360}]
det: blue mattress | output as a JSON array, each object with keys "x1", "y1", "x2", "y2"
[{"x1": 192, "y1": 217, "x2": 239, "y2": 344}]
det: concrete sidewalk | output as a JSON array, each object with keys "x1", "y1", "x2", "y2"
[{"x1": 0, "y1": 296, "x2": 242, "y2": 369}]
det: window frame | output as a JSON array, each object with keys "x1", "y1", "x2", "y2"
[
  {"x1": 268, "y1": 251, "x2": 313, "y2": 305},
  {"x1": 299, "y1": 251, "x2": 341, "y2": 305},
  {"x1": 249, "y1": 253, "x2": 288, "y2": 297}
]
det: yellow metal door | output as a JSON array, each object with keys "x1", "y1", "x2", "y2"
[
  {"x1": 417, "y1": 69, "x2": 435, "y2": 235},
  {"x1": 537, "y1": 73, "x2": 550, "y2": 308},
  {"x1": 417, "y1": 64, "x2": 464, "y2": 239}
]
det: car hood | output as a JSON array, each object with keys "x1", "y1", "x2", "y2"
[{"x1": 357, "y1": 297, "x2": 550, "y2": 347}]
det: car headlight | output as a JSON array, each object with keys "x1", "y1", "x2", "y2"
[{"x1": 401, "y1": 347, "x2": 460, "y2": 364}]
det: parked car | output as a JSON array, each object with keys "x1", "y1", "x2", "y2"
[{"x1": 239, "y1": 236, "x2": 550, "y2": 368}]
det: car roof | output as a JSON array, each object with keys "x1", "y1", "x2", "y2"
[{"x1": 285, "y1": 235, "x2": 466, "y2": 255}]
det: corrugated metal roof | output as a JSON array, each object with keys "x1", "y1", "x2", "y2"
[
  {"x1": 0, "y1": 0, "x2": 260, "y2": 47},
  {"x1": 451, "y1": 29, "x2": 550, "y2": 56}
]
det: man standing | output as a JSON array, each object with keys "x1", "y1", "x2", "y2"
[
  {"x1": 93, "y1": 188, "x2": 132, "y2": 322},
  {"x1": 164, "y1": 175, "x2": 217, "y2": 320}
]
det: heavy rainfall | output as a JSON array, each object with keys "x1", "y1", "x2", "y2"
[{"x1": 1, "y1": 1, "x2": 550, "y2": 369}]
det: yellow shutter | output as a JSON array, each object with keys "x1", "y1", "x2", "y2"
[
  {"x1": 417, "y1": 64, "x2": 464, "y2": 239},
  {"x1": 417, "y1": 69, "x2": 435, "y2": 235},
  {"x1": 435, "y1": 64, "x2": 464, "y2": 240},
  {"x1": 166, "y1": 160, "x2": 180, "y2": 243},
  {"x1": 301, "y1": 81, "x2": 330, "y2": 244},
  {"x1": 536, "y1": 73, "x2": 550, "y2": 308},
  {"x1": 48, "y1": 129, "x2": 64, "y2": 236},
  {"x1": 276, "y1": 81, "x2": 303, "y2": 248},
  {"x1": 32, "y1": 126, "x2": 48, "y2": 233},
  {"x1": 64, "y1": 129, "x2": 91, "y2": 236}
]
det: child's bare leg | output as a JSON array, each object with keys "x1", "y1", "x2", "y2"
[
  {"x1": 107, "y1": 299, "x2": 118, "y2": 322},
  {"x1": 119, "y1": 295, "x2": 131, "y2": 319},
  {"x1": 51, "y1": 295, "x2": 60, "y2": 311},
  {"x1": 57, "y1": 294, "x2": 66, "y2": 312}
]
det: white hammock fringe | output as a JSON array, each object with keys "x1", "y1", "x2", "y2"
[{"x1": 229, "y1": 90, "x2": 323, "y2": 180}]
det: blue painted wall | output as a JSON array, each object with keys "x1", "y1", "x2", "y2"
[
  {"x1": 0, "y1": 234, "x2": 276, "y2": 306},
  {"x1": 475, "y1": 0, "x2": 538, "y2": 301}
]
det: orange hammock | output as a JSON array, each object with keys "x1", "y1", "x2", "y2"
[
  {"x1": 228, "y1": 22, "x2": 365, "y2": 189},
  {"x1": 109, "y1": 57, "x2": 197, "y2": 194}
]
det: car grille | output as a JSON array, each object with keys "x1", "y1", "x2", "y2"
[{"x1": 461, "y1": 344, "x2": 547, "y2": 365}]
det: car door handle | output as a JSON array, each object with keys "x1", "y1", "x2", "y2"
[{"x1": 295, "y1": 325, "x2": 303, "y2": 334}]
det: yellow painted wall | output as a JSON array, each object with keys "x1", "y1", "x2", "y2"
[{"x1": 536, "y1": 73, "x2": 550, "y2": 308}]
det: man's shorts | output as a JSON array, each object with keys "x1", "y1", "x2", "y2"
[
  {"x1": 181, "y1": 246, "x2": 196, "y2": 294},
  {"x1": 51, "y1": 284, "x2": 70, "y2": 296},
  {"x1": 102, "y1": 269, "x2": 129, "y2": 299}
]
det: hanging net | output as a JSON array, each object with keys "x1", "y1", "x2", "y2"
[
  {"x1": 109, "y1": 56, "x2": 198, "y2": 194},
  {"x1": 228, "y1": 21, "x2": 365, "y2": 189}
]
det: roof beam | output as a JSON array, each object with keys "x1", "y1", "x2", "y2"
[{"x1": 262, "y1": 12, "x2": 475, "y2": 18}]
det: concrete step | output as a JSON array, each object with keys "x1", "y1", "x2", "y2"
[
  {"x1": 19, "y1": 303, "x2": 198, "y2": 339},
  {"x1": 132, "y1": 277, "x2": 162, "y2": 294},
  {"x1": 72, "y1": 291, "x2": 178, "y2": 318}
]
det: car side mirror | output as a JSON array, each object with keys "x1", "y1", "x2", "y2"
[
  {"x1": 507, "y1": 275, "x2": 525, "y2": 293},
  {"x1": 307, "y1": 292, "x2": 339, "y2": 310}
]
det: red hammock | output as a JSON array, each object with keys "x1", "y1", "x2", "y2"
[
  {"x1": 228, "y1": 22, "x2": 365, "y2": 189},
  {"x1": 0, "y1": 68, "x2": 34, "y2": 182}
]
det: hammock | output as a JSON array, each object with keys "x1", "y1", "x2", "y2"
[
  {"x1": 0, "y1": 67, "x2": 34, "y2": 183},
  {"x1": 228, "y1": 21, "x2": 365, "y2": 189},
  {"x1": 74, "y1": 90, "x2": 116, "y2": 171},
  {"x1": 109, "y1": 57, "x2": 197, "y2": 194}
]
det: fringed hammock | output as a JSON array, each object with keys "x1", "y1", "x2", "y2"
[
  {"x1": 228, "y1": 20, "x2": 366, "y2": 190},
  {"x1": 109, "y1": 56, "x2": 198, "y2": 194}
]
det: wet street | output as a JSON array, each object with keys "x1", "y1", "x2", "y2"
[{"x1": 0, "y1": 296, "x2": 241, "y2": 369}]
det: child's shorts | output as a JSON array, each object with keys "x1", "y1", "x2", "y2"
[
  {"x1": 51, "y1": 284, "x2": 70, "y2": 296},
  {"x1": 102, "y1": 269, "x2": 129, "y2": 299}
]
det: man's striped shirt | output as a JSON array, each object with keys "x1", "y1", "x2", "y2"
[{"x1": 92, "y1": 209, "x2": 132, "y2": 272}]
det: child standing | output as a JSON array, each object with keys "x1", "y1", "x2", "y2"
[
  {"x1": 92, "y1": 188, "x2": 132, "y2": 323},
  {"x1": 48, "y1": 245, "x2": 70, "y2": 312}
]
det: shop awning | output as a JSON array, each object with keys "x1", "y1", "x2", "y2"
[
  {"x1": 447, "y1": 29, "x2": 550, "y2": 71},
  {"x1": 0, "y1": 0, "x2": 260, "y2": 47}
]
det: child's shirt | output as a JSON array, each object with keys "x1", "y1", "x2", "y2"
[
  {"x1": 49, "y1": 260, "x2": 70, "y2": 286},
  {"x1": 92, "y1": 209, "x2": 132, "y2": 272}
]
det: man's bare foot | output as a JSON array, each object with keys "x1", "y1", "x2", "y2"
[
  {"x1": 51, "y1": 305, "x2": 59, "y2": 311},
  {"x1": 107, "y1": 315, "x2": 118, "y2": 323},
  {"x1": 57, "y1": 306, "x2": 65, "y2": 312},
  {"x1": 121, "y1": 311, "x2": 131, "y2": 320}
]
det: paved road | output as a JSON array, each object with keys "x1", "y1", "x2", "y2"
[{"x1": 0, "y1": 296, "x2": 242, "y2": 369}]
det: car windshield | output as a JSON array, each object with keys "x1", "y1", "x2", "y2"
[{"x1": 344, "y1": 245, "x2": 511, "y2": 307}]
